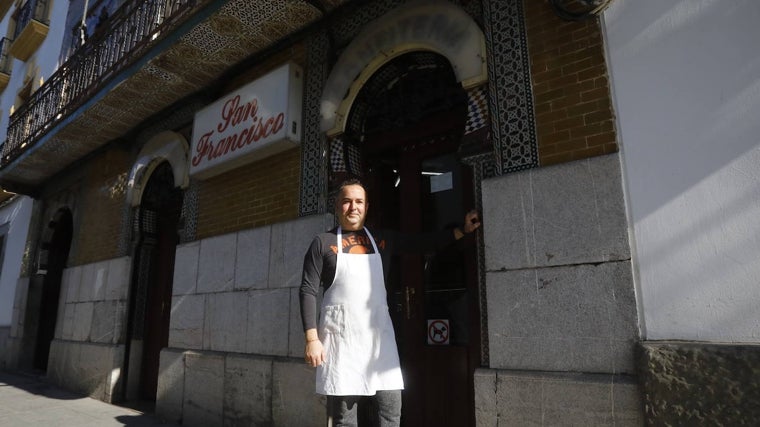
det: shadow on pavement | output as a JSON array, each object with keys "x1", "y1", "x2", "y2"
[{"x1": 0, "y1": 369, "x2": 81, "y2": 400}]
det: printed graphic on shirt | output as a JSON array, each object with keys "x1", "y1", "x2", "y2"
[{"x1": 330, "y1": 233, "x2": 386, "y2": 254}]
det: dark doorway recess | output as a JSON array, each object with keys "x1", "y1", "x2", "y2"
[
  {"x1": 34, "y1": 208, "x2": 74, "y2": 371},
  {"x1": 125, "y1": 161, "x2": 182, "y2": 404}
]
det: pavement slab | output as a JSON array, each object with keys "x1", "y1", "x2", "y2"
[{"x1": 0, "y1": 370, "x2": 178, "y2": 426}]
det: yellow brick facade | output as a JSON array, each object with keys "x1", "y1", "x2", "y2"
[
  {"x1": 195, "y1": 147, "x2": 301, "y2": 239},
  {"x1": 525, "y1": 1, "x2": 618, "y2": 166},
  {"x1": 70, "y1": 148, "x2": 131, "y2": 266}
]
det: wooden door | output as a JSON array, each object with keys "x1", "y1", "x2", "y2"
[
  {"x1": 140, "y1": 202, "x2": 179, "y2": 400},
  {"x1": 133, "y1": 162, "x2": 182, "y2": 401},
  {"x1": 365, "y1": 135, "x2": 479, "y2": 427}
]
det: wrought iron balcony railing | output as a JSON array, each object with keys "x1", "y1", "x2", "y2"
[
  {"x1": 12, "y1": 0, "x2": 49, "y2": 40},
  {"x1": 0, "y1": 37, "x2": 12, "y2": 75},
  {"x1": 1, "y1": 0, "x2": 195, "y2": 164}
]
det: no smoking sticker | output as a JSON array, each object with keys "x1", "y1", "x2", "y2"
[{"x1": 427, "y1": 319, "x2": 450, "y2": 345}]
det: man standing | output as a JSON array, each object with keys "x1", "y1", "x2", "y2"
[{"x1": 300, "y1": 179, "x2": 480, "y2": 426}]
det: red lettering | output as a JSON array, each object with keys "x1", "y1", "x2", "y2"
[
  {"x1": 195, "y1": 100, "x2": 286, "y2": 169},
  {"x1": 218, "y1": 95, "x2": 238, "y2": 133},
  {"x1": 218, "y1": 96, "x2": 260, "y2": 133},
  {"x1": 191, "y1": 131, "x2": 214, "y2": 166}
]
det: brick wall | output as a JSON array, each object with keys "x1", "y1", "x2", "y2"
[
  {"x1": 72, "y1": 148, "x2": 131, "y2": 265},
  {"x1": 195, "y1": 147, "x2": 301, "y2": 239},
  {"x1": 524, "y1": 0, "x2": 618, "y2": 166}
]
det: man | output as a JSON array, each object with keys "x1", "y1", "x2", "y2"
[{"x1": 300, "y1": 179, "x2": 481, "y2": 426}]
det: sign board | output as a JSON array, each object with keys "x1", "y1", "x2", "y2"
[
  {"x1": 190, "y1": 62, "x2": 303, "y2": 179},
  {"x1": 430, "y1": 172, "x2": 453, "y2": 193},
  {"x1": 427, "y1": 319, "x2": 450, "y2": 345}
]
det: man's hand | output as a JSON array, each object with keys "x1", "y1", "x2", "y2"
[
  {"x1": 304, "y1": 329, "x2": 326, "y2": 367},
  {"x1": 463, "y1": 210, "x2": 481, "y2": 234},
  {"x1": 455, "y1": 210, "x2": 482, "y2": 239}
]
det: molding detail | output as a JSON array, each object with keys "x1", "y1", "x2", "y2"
[
  {"x1": 126, "y1": 131, "x2": 190, "y2": 207},
  {"x1": 320, "y1": 0, "x2": 487, "y2": 137}
]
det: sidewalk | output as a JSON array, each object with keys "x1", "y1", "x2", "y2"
[{"x1": 0, "y1": 370, "x2": 178, "y2": 426}]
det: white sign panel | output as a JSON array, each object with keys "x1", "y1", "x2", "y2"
[{"x1": 190, "y1": 62, "x2": 303, "y2": 179}]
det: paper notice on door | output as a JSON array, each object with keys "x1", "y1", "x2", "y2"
[{"x1": 430, "y1": 172, "x2": 453, "y2": 193}]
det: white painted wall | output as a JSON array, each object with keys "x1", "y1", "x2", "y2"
[
  {"x1": 604, "y1": 0, "x2": 760, "y2": 341},
  {"x1": 0, "y1": 196, "x2": 33, "y2": 326},
  {"x1": 0, "y1": 2, "x2": 68, "y2": 323},
  {"x1": 0, "y1": 0, "x2": 69, "y2": 136}
]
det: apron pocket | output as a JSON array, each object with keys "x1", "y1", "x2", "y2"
[{"x1": 320, "y1": 304, "x2": 345, "y2": 337}]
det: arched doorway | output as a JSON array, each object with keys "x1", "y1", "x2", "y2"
[
  {"x1": 34, "y1": 208, "x2": 73, "y2": 371},
  {"x1": 338, "y1": 50, "x2": 481, "y2": 427},
  {"x1": 125, "y1": 161, "x2": 182, "y2": 403}
]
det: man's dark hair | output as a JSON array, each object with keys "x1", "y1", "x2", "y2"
[{"x1": 337, "y1": 178, "x2": 366, "y2": 194}]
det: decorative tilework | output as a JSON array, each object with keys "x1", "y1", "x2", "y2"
[
  {"x1": 299, "y1": 30, "x2": 330, "y2": 216},
  {"x1": 180, "y1": 179, "x2": 199, "y2": 244},
  {"x1": 345, "y1": 141, "x2": 362, "y2": 176},
  {"x1": 483, "y1": 0, "x2": 539, "y2": 174},
  {"x1": 329, "y1": 137, "x2": 345, "y2": 172},
  {"x1": 117, "y1": 202, "x2": 133, "y2": 257},
  {"x1": 464, "y1": 85, "x2": 489, "y2": 135},
  {"x1": 329, "y1": 136, "x2": 363, "y2": 178},
  {"x1": 330, "y1": 0, "x2": 402, "y2": 48}
]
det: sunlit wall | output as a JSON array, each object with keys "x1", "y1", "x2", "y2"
[
  {"x1": 0, "y1": 196, "x2": 33, "y2": 326},
  {"x1": 604, "y1": 0, "x2": 760, "y2": 341}
]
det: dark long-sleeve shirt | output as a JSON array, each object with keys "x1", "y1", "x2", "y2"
[{"x1": 299, "y1": 227, "x2": 456, "y2": 331}]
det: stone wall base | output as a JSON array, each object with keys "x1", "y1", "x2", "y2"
[
  {"x1": 474, "y1": 368, "x2": 643, "y2": 426},
  {"x1": 638, "y1": 341, "x2": 760, "y2": 425},
  {"x1": 2, "y1": 336, "x2": 25, "y2": 370},
  {"x1": 156, "y1": 348, "x2": 325, "y2": 427},
  {"x1": 47, "y1": 339, "x2": 125, "y2": 403}
]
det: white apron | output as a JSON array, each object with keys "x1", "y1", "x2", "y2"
[{"x1": 316, "y1": 227, "x2": 404, "y2": 396}]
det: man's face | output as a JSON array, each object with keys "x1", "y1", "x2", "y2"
[{"x1": 336, "y1": 184, "x2": 367, "y2": 231}]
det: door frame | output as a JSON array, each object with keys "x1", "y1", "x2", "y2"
[{"x1": 123, "y1": 161, "x2": 182, "y2": 402}]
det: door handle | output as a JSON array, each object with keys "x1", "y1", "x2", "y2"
[{"x1": 405, "y1": 287, "x2": 415, "y2": 320}]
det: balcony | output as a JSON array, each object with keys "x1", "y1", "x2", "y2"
[
  {"x1": 9, "y1": 0, "x2": 49, "y2": 61},
  {"x1": 0, "y1": 38, "x2": 12, "y2": 92},
  {"x1": 0, "y1": 0, "x2": 351, "y2": 193},
  {"x1": 0, "y1": 0, "x2": 12, "y2": 20}
]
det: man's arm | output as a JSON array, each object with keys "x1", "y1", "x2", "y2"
[
  {"x1": 299, "y1": 236, "x2": 326, "y2": 367},
  {"x1": 388, "y1": 210, "x2": 482, "y2": 254}
]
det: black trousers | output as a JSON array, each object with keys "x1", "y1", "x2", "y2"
[{"x1": 327, "y1": 390, "x2": 402, "y2": 427}]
